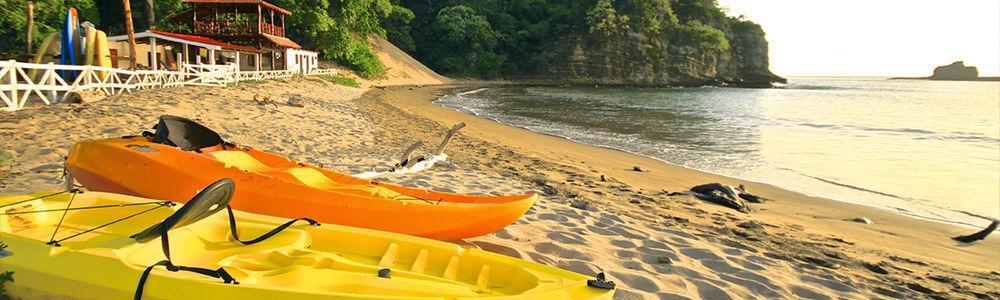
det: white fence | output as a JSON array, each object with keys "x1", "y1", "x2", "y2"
[{"x1": 0, "y1": 60, "x2": 339, "y2": 112}]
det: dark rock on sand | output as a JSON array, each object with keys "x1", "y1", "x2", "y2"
[
  {"x1": 849, "y1": 217, "x2": 874, "y2": 224},
  {"x1": 689, "y1": 183, "x2": 755, "y2": 213},
  {"x1": 542, "y1": 186, "x2": 559, "y2": 196},
  {"x1": 288, "y1": 96, "x2": 306, "y2": 107},
  {"x1": 927, "y1": 275, "x2": 958, "y2": 285},
  {"x1": 800, "y1": 255, "x2": 840, "y2": 269},
  {"x1": 906, "y1": 282, "x2": 936, "y2": 294},
  {"x1": 737, "y1": 221, "x2": 764, "y2": 229},
  {"x1": 863, "y1": 262, "x2": 889, "y2": 275},
  {"x1": 569, "y1": 199, "x2": 589, "y2": 210}
]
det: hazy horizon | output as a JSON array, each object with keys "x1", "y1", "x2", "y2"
[{"x1": 719, "y1": 0, "x2": 1000, "y2": 77}]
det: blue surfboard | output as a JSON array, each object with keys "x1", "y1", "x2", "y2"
[{"x1": 60, "y1": 8, "x2": 79, "y2": 80}]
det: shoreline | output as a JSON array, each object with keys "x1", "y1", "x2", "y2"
[
  {"x1": 384, "y1": 84, "x2": 997, "y2": 230},
  {"x1": 431, "y1": 86, "x2": 992, "y2": 229},
  {"x1": 362, "y1": 84, "x2": 998, "y2": 297}
]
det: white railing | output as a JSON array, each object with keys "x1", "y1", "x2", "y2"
[
  {"x1": 182, "y1": 64, "x2": 237, "y2": 87},
  {"x1": 307, "y1": 68, "x2": 340, "y2": 76},
  {"x1": 0, "y1": 59, "x2": 340, "y2": 112},
  {"x1": 236, "y1": 69, "x2": 298, "y2": 81}
]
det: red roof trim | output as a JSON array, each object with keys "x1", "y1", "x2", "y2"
[
  {"x1": 149, "y1": 30, "x2": 262, "y2": 53},
  {"x1": 262, "y1": 33, "x2": 301, "y2": 49}
]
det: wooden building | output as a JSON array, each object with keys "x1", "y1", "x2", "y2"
[{"x1": 109, "y1": 0, "x2": 317, "y2": 73}]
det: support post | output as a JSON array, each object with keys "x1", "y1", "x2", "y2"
[
  {"x1": 255, "y1": 53, "x2": 261, "y2": 71},
  {"x1": 235, "y1": 51, "x2": 241, "y2": 72},
  {"x1": 150, "y1": 37, "x2": 158, "y2": 70},
  {"x1": 26, "y1": 1, "x2": 33, "y2": 55},
  {"x1": 47, "y1": 62, "x2": 56, "y2": 101},
  {"x1": 257, "y1": 5, "x2": 262, "y2": 33},
  {"x1": 183, "y1": 43, "x2": 189, "y2": 65},
  {"x1": 123, "y1": 0, "x2": 138, "y2": 69},
  {"x1": 9, "y1": 61, "x2": 18, "y2": 107},
  {"x1": 209, "y1": 48, "x2": 216, "y2": 65}
]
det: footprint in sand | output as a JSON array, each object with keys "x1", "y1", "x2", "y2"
[
  {"x1": 641, "y1": 239, "x2": 673, "y2": 251},
  {"x1": 586, "y1": 225, "x2": 617, "y2": 236},
  {"x1": 533, "y1": 242, "x2": 591, "y2": 260},
  {"x1": 555, "y1": 259, "x2": 600, "y2": 276},
  {"x1": 654, "y1": 228, "x2": 701, "y2": 240},
  {"x1": 537, "y1": 213, "x2": 569, "y2": 222},
  {"x1": 608, "y1": 271, "x2": 661, "y2": 293},
  {"x1": 679, "y1": 247, "x2": 723, "y2": 261},
  {"x1": 492, "y1": 229, "x2": 514, "y2": 240},
  {"x1": 610, "y1": 239, "x2": 637, "y2": 249},
  {"x1": 690, "y1": 279, "x2": 734, "y2": 300},
  {"x1": 608, "y1": 225, "x2": 646, "y2": 239},
  {"x1": 791, "y1": 285, "x2": 833, "y2": 300},
  {"x1": 800, "y1": 274, "x2": 858, "y2": 294},
  {"x1": 639, "y1": 248, "x2": 679, "y2": 265},
  {"x1": 546, "y1": 232, "x2": 586, "y2": 245},
  {"x1": 558, "y1": 221, "x2": 578, "y2": 228},
  {"x1": 470, "y1": 241, "x2": 522, "y2": 259},
  {"x1": 526, "y1": 251, "x2": 557, "y2": 266}
]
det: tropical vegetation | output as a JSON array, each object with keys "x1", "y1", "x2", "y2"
[{"x1": 0, "y1": 0, "x2": 745, "y2": 79}]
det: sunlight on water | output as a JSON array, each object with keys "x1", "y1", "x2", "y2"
[{"x1": 435, "y1": 78, "x2": 1000, "y2": 226}]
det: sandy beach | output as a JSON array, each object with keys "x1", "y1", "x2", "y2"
[{"x1": 1, "y1": 76, "x2": 997, "y2": 299}]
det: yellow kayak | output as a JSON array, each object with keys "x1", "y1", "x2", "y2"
[{"x1": 0, "y1": 179, "x2": 615, "y2": 299}]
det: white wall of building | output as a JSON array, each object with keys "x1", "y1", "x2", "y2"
[{"x1": 285, "y1": 49, "x2": 318, "y2": 74}]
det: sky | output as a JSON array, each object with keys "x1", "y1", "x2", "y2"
[{"x1": 716, "y1": 0, "x2": 1000, "y2": 77}]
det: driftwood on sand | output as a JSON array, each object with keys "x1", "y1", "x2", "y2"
[
  {"x1": 952, "y1": 220, "x2": 998, "y2": 243},
  {"x1": 355, "y1": 123, "x2": 466, "y2": 179}
]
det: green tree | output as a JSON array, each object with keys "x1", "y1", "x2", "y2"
[
  {"x1": 430, "y1": 5, "x2": 501, "y2": 77},
  {"x1": 0, "y1": 0, "x2": 98, "y2": 55},
  {"x1": 586, "y1": 0, "x2": 628, "y2": 35},
  {"x1": 672, "y1": 20, "x2": 728, "y2": 51}
]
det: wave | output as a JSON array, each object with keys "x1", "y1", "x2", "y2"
[
  {"x1": 779, "y1": 120, "x2": 1000, "y2": 144},
  {"x1": 782, "y1": 168, "x2": 994, "y2": 227}
]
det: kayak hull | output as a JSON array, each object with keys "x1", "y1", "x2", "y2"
[
  {"x1": 0, "y1": 191, "x2": 612, "y2": 299},
  {"x1": 66, "y1": 137, "x2": 536, "y2": 240}
]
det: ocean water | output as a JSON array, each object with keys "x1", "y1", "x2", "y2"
[{"x1": 434, "y1": 78, "x2": 1000, "y2": 227}]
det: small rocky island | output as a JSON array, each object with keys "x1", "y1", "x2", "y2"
[{"x1": 892, "y1": 61, "x2": 1000, "y2": 81}]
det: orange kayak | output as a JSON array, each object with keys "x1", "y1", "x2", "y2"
[{"x1": 66, "y1": 135, "x2": 536, "y2": 240}]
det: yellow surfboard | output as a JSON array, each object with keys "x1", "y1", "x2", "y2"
[
  {"x1": 28, "y1": 33, "x2": 61, "y2": 81},
  {"x1": 94, "y1": 30, "x2": 112, "y2": 80},
  {"x1": 83, "y1": 25, "x2": 97, "y2": 66}
]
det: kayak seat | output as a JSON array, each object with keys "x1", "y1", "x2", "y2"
[
  {"x1": 286, "y1": 167, "x2": 339, "y2": 189},
  {"x1": 209, "y1": 151, "x2": 336, "y2": 188},
  {"x1": 211, "y1": 150, "x2": 272, "y2": 172},
  {"x1": 208, "y1": 151, "x2": 412, "y2": 200}
]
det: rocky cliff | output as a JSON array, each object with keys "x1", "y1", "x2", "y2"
[
  {"x1": 930, "y1": 61, "x2": 979, "y2": 81},
  {"x1": 528, "y1": 19, "x2": 785, "y2": 87}
]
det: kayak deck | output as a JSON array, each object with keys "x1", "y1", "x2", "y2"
[
  {"x1": 67, "y1": 137, "x2": 537, "y2": 240},
  {"x1": 0, "y1": 191, "x2": 610, "y2": 299}
]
